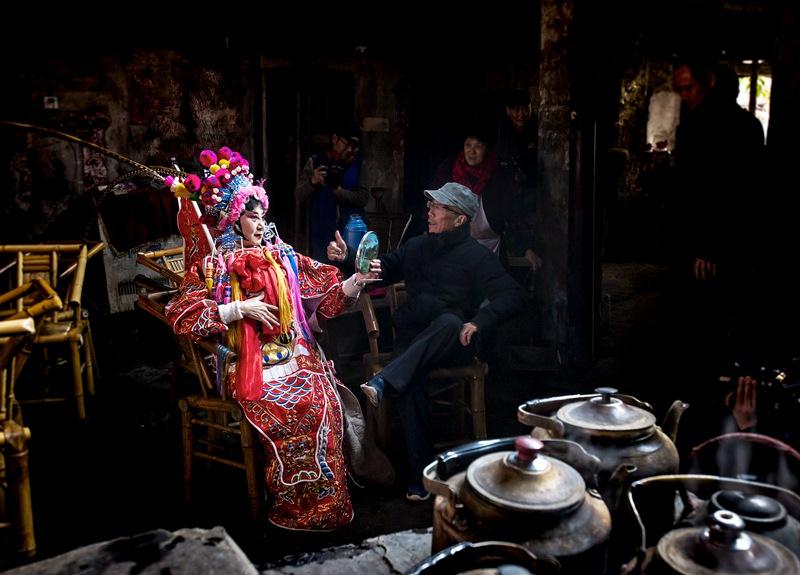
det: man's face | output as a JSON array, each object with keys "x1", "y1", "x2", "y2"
[
  {"x1": 426, "y1": 199, "x2": 465, "y2": 234},
  {"x1": 238, "y1": 204, "x2": 266, "y2": 247},
  {"x1": 332, "y1": 135, "x2": 358, "y2": 162},
  {"x1": 463, "y1": 137, "x2": 488, "y2": 167},
  {"x1": 673, "y1": 65, "x2": 708, "y2": 111},
  {"x1": 506, "y1": 104, "x2": 531, "y2": 132}
]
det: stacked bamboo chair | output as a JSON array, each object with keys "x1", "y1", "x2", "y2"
[
  {"x1": 0, "y1": 243, "x2": 104, "y2": 420},
  {"x1": 0, "y1": 278, "x2": 64, "y2": 559}
]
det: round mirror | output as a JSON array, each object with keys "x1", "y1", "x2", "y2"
[{"x1": 355, "y1": 231, "x2": 379, "y2": 274}]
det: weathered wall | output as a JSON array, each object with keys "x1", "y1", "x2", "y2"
[{"x1": 2, "y1": 48, "x2": 256, "y2": 246}]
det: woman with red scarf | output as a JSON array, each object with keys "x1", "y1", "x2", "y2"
[
  {"x1": 431, "y1": 128, "x2": 540, "y2": 270},
  {"x1": 166, "y1": 146, "x2": 385, "y2": 531}
]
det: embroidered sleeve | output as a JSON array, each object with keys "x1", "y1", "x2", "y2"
[
  {"x1": 166, "y1": 259, "x2": 229, "y2": 339},
  {"x1": 296, "y1": 253, "x2": 353, "y2": 319}
]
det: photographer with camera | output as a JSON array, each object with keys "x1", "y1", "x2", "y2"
[{"x1": 295, "y1": 121, "x2": 368, "y2": 261}]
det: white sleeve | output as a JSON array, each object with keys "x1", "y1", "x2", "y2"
[
  {"x1": 218, "y1": 301, "x2": 243, "y2": 324},
  {"x1": 341, "y1": 274, "x2": 363, "y2": 298}
]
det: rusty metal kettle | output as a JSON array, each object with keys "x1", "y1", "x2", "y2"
[
  {"x1": 650, "y1": 509, "x2": 800, "y2": 574},
  {"x1": 518, "y1": 387, "x2": 688, "y2": 497},
  {"x1": 423, "y1": 436, "x2": 611, "y2": 568}
]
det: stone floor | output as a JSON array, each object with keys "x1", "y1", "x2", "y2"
[{"x1": 1, "y1": 262, "x2": 740, "y2": 572}]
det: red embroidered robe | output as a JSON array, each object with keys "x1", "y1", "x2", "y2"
[{"x1": 166, "y1": 244, "x2": 354, "y2": 531}]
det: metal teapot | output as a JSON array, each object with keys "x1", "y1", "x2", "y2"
[
  {"x1": 682, "y1": 489, "x2": 800, "y2": 558},
  {"x1": 649, "y1": 510, "x2": 800, "y2": 574},
  {"x1": 518, "y1": 387, "x2": 688, "y2": 498},
  {"x1": 624, "y1": 474, "x2": 800, "y2": 575},
  {"x1": 422, "y1": 436, "x2": 611, "y2": 574}
]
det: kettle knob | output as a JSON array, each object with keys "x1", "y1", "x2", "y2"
[
  {"x1": 595, "y1": 387, "x2": 618, "y2": 403},
  {"x1": 514, "y1": 435, "x2": 543, "y2": 466},
  {"x1": 703, "y1": 510, "x2": 751, "y2": 550}
]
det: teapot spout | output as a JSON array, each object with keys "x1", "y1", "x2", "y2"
[
  {"x1": 606, "y1": 463, "x2": 638, "y2": 511},
  {"x1": 661, "y1": 400, "x2": 689, "y2": 444}
]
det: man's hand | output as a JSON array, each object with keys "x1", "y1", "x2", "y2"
[
  {"x1": 311, "y1": 165, "x2": 327, "y2": 186},
  {"x1": 693, "y1": 257, "x2": 717, "y2": 280},
  {"x1": 460, "y1": 322, "x2": 479, "y2": 346},
  {"x1": 727, "y1": 375, "x2": 758, "y2": 430},
  {"x1": 238, "y1": 295, "x2": 280, "y2": 329},
  {"x1": 355, "y1": 259, "x2": 382, "y2": 285},
  {"x1": 327, "y1": 230, "x2": 347, "y2": 262}
]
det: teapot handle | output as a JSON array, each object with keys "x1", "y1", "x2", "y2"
[
  {"x1": 434, "y1": 437, "x2": 516, "y2": 479},
  {"x1": 517, "y1": 402, "x2": 566, "y2": 437}
]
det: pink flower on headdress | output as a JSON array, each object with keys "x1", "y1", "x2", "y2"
[
  {"x1": 215, "y1": 168, "x2": 231, "y2": 184},
  {"x1": 218, "y1": 147, "x2": 233, "y2": 160},
  {"x1": 199, "y1": 149, "x2": 218, "y2": 168},
  {"x1": 183, "y1": 174, "x2": 202, "y2": 193},
  {"x1": 217, "y1": 185, "x2": 269, "y2": 230}
]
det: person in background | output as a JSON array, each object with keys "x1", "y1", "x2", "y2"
[
  {"x1": 666, "y1": 57, "x2": 767, "y2": 451},
  {"x1": 431, "y1": 125, "x2": 541, "y2": 272},
  {"x1": 167, "y1": 146, "x2": 385, "y2": 531},
  {"x1": 495, "y1": 88, "x2": 538, "y2": 192},
  {"x1": 328, "y1": 182, "x2": 526, "y2": 501},
  {"x1": 295, "y1": 121, "x2": 369, "y2": 261}
]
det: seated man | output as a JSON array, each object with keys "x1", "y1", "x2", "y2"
[{"x1": 328, "y1": 182, "x2": 526, "y2": 500}]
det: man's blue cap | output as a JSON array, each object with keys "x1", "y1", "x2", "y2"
[{"x1": 424, "y1": 182, "x2": 479, "y2": 219}]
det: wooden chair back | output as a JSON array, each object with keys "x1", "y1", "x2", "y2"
[{"x1": 136, "y1": 246, "x2": 185, "y2": 287}]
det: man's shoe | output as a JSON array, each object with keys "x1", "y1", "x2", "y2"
[
  {"x1": 360, "y1": 375, "x2": 385, "y2": 408},
  {"x1": 405, "y1": 486, "x2": 431, "y2": 502}
]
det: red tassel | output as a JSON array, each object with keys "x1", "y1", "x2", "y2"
[{"x1": 235, "y1": 318, "x2": 263, "y2": 400}]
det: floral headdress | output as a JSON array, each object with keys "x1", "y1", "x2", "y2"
[{"x1": 165, "y1": 146, "x2": 268, "y2": 234}]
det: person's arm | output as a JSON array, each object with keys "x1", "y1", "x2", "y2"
[
  {"x1": 468, "y1": 250, "x2": 527, "y2": 333},
  {"x1": 295, "y1": 157, "x2": 325, "y2": 203},
  {"x1": 166, "y1": 259, "x2": 229, "y2": 338},
  {"x1": 332, "y1": 161, "x2": 368, "y2": 207}
]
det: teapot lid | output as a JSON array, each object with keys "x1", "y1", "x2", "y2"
[
  {"x1": 711, "y1": 490, "x2": 787, "y2": 531},
  {"x1": 466, "y1": 436, "x2": 585, "y2": 514},
  {"x1": 657, "y1": 510, "x2": 800, "y2": 574},
  {"x1": 556, "y1": 387, "x2": 655, "y2": 435}
]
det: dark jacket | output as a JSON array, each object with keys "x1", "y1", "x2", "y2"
[{"x1": 379, "y1": 224, "x2": 525, "y2": 335}]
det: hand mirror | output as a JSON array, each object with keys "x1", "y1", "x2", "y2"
[{"x1": 355, "y1": 231, "x2": 379, "y2": 274}]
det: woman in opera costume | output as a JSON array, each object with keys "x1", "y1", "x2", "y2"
[{"x1": 165, "y1": 146, "x2": 385, "y2": 531}]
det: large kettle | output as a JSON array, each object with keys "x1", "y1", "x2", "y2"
[
  {"x1": 624, "y1": 474, "x2": 800, "y2": 574},
  {"x1": 423, "y1": 436, "x2": 611, "y2": 574},
  {"x1": 648, "y1": 510, "x2": 800, "y2": 574},
  {"x1": 518, "y1": 387, "x2": 688, "y2": 499}
]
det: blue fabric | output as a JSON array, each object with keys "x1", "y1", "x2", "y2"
[{"x1": 309, "y1": 155, "x2": 363, "y2": 261}]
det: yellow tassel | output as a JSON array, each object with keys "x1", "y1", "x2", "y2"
[
  {"x1": 227, "y1": 272, "x2": 243, "y2": 353},
  {"x1": 262, "y1": 248, "x2": 293, "y2": 335}
]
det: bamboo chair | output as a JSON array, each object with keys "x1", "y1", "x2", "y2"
[
  {"x1": 136, "y1": 246, "x2": 185, "y2": 288},
  {"x1": 359, "y1": 283, "x2": 488, "y2": 451},
  {"x1": 134, "y1": 259, "x2": 262, "y2": 521},
  {"x1": 0, "y1": 243, "x2": 104, "y2": 420},
  {"x1": 0, "y1": 279, "x2": 63, "y2": 559}
]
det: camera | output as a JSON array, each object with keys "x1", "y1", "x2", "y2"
[
  {"x1": 720, "y1": 359, "x2": 800, "y2": 422},
  {"x1": 323, "y1": 164, "x2": 344, "y2": 189}
]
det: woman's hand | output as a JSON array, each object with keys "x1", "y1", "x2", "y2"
[
  {"x1": 238, "y1": 294, "x2": 280, "y2": 329},
  {"x1": 327, "y1": 230, "x2": 347, "y2": 262},
  {"x1": 525, "y1": 248, "x2": 542, "y2": 272}
]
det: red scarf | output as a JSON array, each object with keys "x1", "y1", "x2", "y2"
[
  {"x1": 451, "y1": 151, "x2": 497, "y2": 195},
  {"x1": 229, "y1": 251, "x2": 291, "y2": 400}
]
